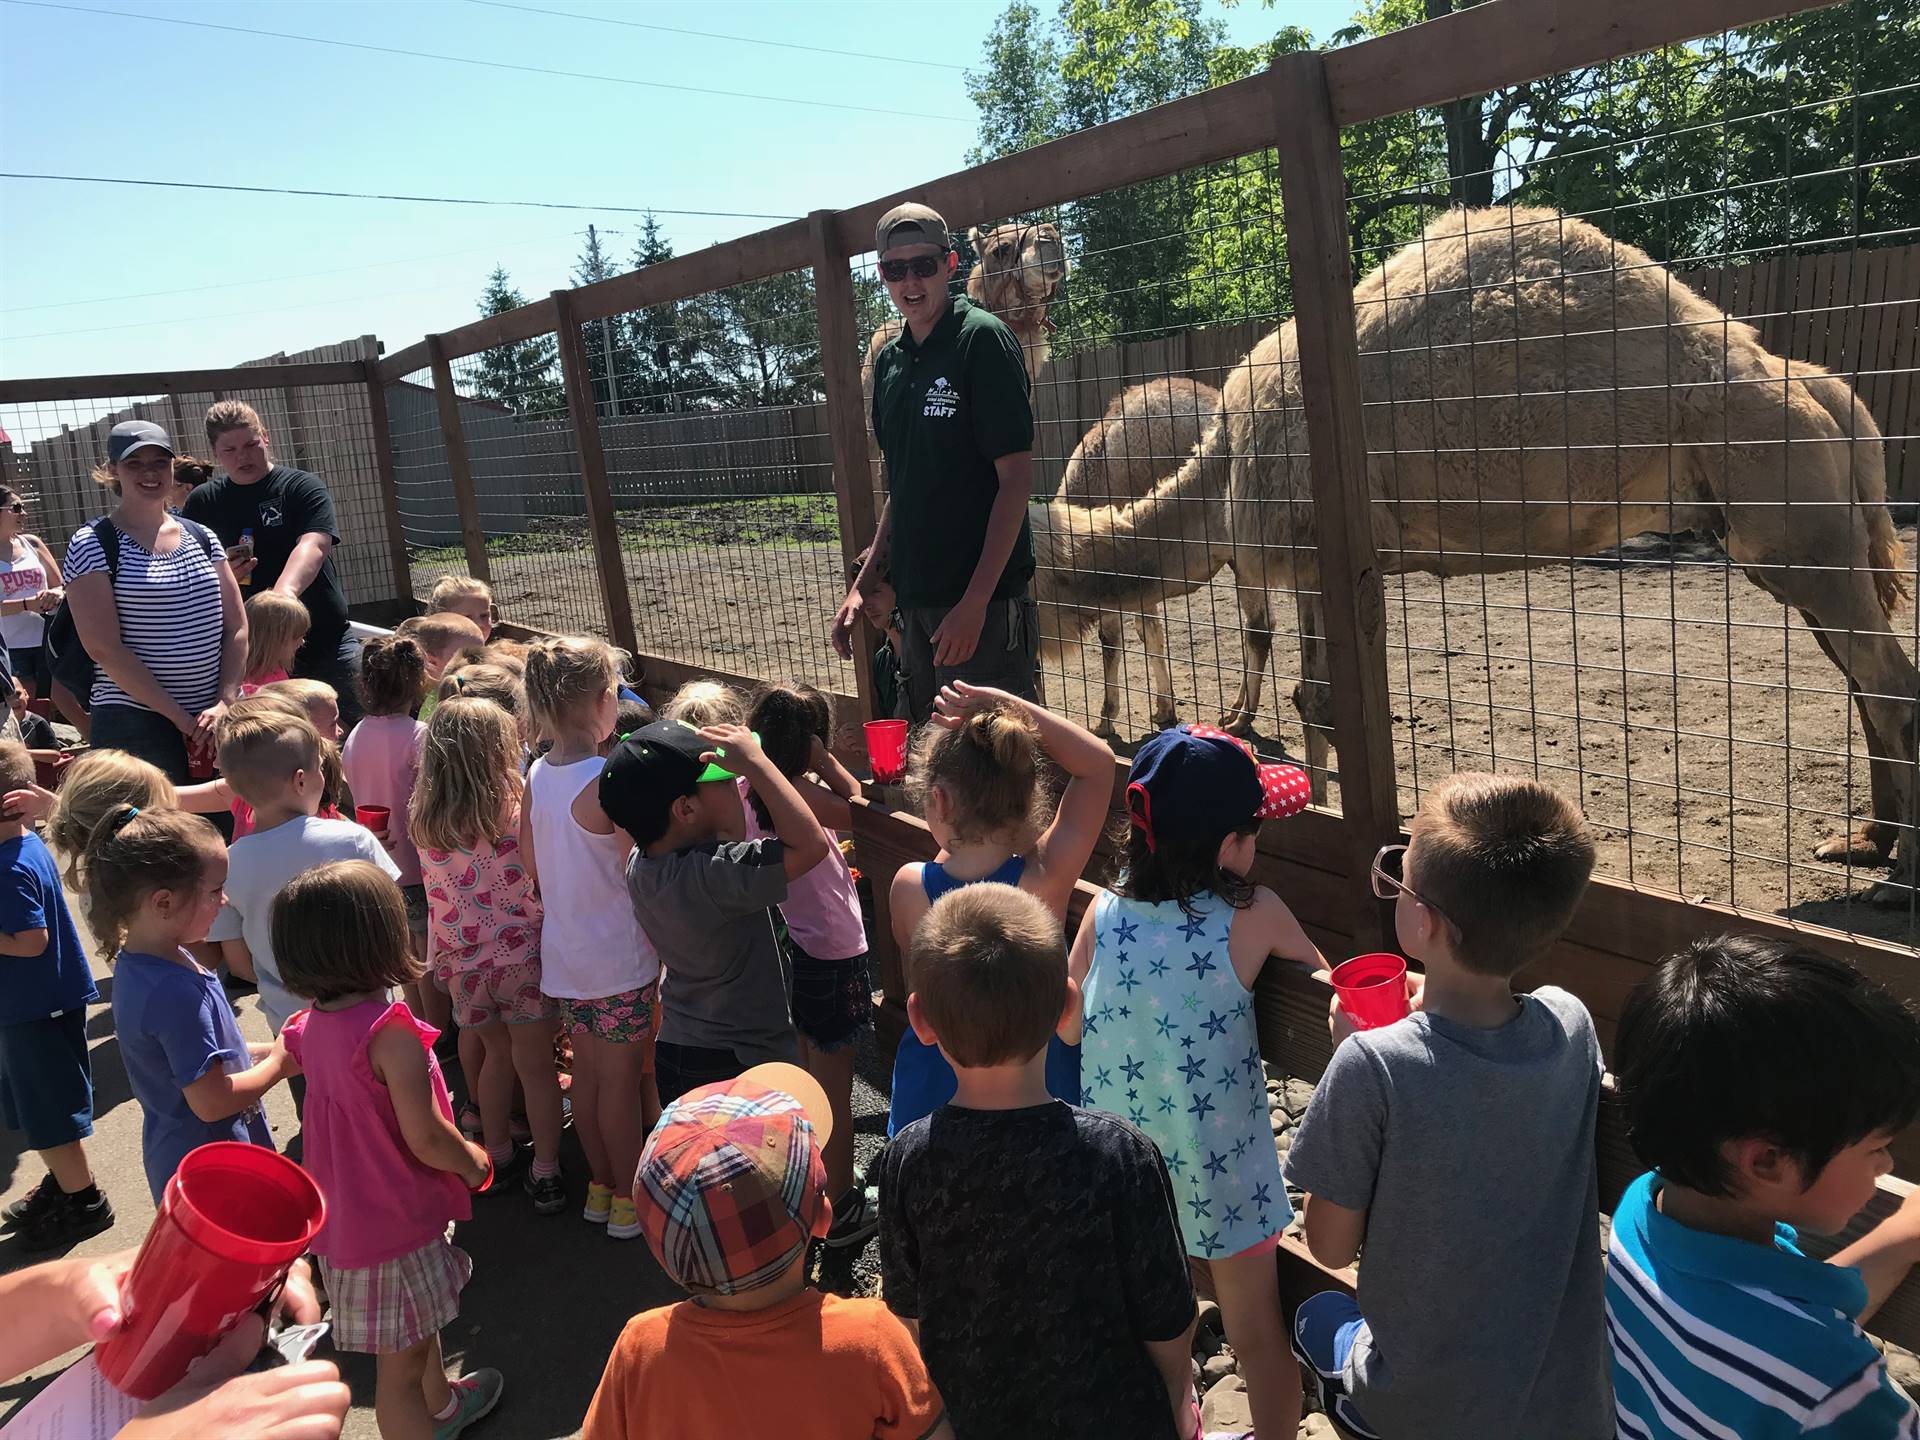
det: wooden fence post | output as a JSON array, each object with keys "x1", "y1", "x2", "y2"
[
  {"x1": 809, "y1": 210, "x2": 883, "y2": 734},
  {"x1": 360, "y1": 357, "x2": 417, "y2": 615},
  {"x1": 1270, "y1": 52, "x2": 1401, "y2": 950},
  {"x1": 551, "y1": 290, "x2": 640, "y2": 656},
  {"x1": 424, "y1": 334, "x2": 490, "y2": 584}
]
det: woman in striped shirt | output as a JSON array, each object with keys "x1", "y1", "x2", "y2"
[{"x1": 64, "y1": 421, "x2": 246, "y2": 783}]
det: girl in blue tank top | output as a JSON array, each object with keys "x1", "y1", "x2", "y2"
[
  {"x1": 1071, "y1": 723, "x2": 1324, "y2": 1440},
  {"x1": 885, "y1": 683, "x2": 1114, "y2": 1137}
]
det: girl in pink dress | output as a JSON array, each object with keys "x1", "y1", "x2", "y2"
[
  {"x1": 276, "y1": 859, "x2": 502, "y2": 1440},
  {"x1": 411, "y1": 695, "x2": 566, "y2": 1215}
]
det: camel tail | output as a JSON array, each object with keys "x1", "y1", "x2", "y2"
[{"x1": 1811, "y1": 372, "x2": 1910, "y2": 614}]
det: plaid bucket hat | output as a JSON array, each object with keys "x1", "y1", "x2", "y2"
[{"x1": 636, "y1": 1063, "x2": 834, "y2": 1296}]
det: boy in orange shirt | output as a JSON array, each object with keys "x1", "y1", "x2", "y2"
[{"x1": 582, "y1": 1063, "x2": 950, "y2": 1440}]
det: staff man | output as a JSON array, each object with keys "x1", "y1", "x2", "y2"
[{"x1": 832, "y1": 203, "x2": 1038, "y2": 718}]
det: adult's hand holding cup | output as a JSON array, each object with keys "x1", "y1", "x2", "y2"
[
  {"x1": 1330, "y1": 953, "x2": 1413, "y2": 1031},
  {"x1": 94, "y1": 1143, "x2": 326, "y2": 1401}
]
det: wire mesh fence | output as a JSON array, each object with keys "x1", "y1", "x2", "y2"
[
  {"x1": 577, "y1": 269, "x2": 845, "y2": 689},
  {"x1": 1, "y1": 350, "x2": 400, "y2": 614},
  {"x1": 1332, "y1": 8, "x2": 1920, "y2": 939},
  {"x1": 385, "y1": 367, "x2": 467, "y2": 604},
  {"x1": 440, "y1": 341, "x2": 609, "y2": 639}
]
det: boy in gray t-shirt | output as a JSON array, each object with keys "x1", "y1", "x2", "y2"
[
  {"x1": 598, "y1": 720, "x2": 829, "y2": 1106},
  {"x1": 1284, "y1": 772, "x2": 1612, "y2": 1440}
]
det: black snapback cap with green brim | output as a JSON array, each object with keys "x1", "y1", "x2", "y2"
[{"x1": 600, "y1": 720, "x2": 751, "y2": 846}]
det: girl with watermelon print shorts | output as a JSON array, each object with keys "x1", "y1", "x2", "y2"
[{"x1": 411, "y1": 694, "x2": 570, "y2": 1215}]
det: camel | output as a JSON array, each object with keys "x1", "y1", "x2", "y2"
[
  {"x1": 1027, "y1": 428, "x2": 1238, "y2": 738},
  {"x1": 1042, "y1": 205, "x2": 1917, "y2": 893},
  {"x1": 1052, "y1": 376, "x2": 1221, "y2": 736}
]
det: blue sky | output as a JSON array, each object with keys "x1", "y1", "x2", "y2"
[{"x1": 0, "y1": 0, "x2": 1353, "y2": 381}]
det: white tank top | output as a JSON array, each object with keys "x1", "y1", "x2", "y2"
[
  {"x1": 526, "y1": 753, "x2": 659, "y2": 999},
  {"x1": 0, "y1": 538, "x2": 50, "y2": 650}
]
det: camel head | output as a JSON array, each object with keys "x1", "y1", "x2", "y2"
[{"x1": 966, "y1": 222, "x2": 1068, "y2": 339}]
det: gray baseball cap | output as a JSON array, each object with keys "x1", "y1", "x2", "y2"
[
  {"x1": 874, "y1": 203, "x2": 950, "y2": 257},
  {"x1": 107, "y1": 420, "x2": 175, "y2": 463}
]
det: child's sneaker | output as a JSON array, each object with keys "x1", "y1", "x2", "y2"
[
  {"x1": 607, "y1": 1194, "x2": 641, "y2": 1240},
  {"x1": 582, "y1": 1181, "x2": 613, "y2": 1224},
  {"x1": 478, "y1": 1150, "x2": 524, "y2": 1197},
  {"x1": 823, "y1": 1182, "x2": 878, "y2": 1249},
  {"x1": 524, "y1": 1167, "x2": 566, "y2": 1216},
  {"x1": 18, "y1": 1184, "x2": 114, "y2": 1253},
  {"x1": 432, "y1": 1369, "x2": 503, "y2": 1440}
]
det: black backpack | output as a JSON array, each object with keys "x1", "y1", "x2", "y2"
[{"x1": 45, "y1": 518, "x2": 217, "y2": 713}]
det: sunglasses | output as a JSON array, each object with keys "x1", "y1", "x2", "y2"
[
  {"x1": 1369, "y1": 843, "x2": 1448, "y2": 925},
  {"x1": 878, "y1": 255, "x2": 945, "y2": 282}
]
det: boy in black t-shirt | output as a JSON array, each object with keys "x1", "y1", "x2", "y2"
[{"x1": 877, "y1": 882, "x2": 1197, "y2": 1440}]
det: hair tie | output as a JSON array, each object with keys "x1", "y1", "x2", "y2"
[{"x1": 125, "y1": 805, "x2": 139, "y2": 818}]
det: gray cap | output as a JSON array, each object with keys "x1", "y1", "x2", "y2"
[
  {"x1": 107, "y1": 420, "x2": 175, "y2": 464},
  {"x1": 874, "y1": 203, "x2": 949, "y2": 257}
]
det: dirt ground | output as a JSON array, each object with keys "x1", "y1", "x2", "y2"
[{"x1": 464, "y1": 521, "x2": 1920, "y2": 946}]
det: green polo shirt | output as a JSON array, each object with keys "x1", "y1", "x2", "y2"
[{"x1": 871, "y1": 296, "x2": 1035, "y2": 610}]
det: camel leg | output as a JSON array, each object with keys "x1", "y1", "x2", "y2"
[
  {"x1": 1290, "y1": 590, "x2": 1333, "y2": 806},
  {"x1": 1802, "y1": 618, "x2": 1900, "y2": 865},
  {"x1": 1732, "y1": 562, "x2": 1920, "y2": 903},
  {"x1": 1093, "y1": 613, "x2": 1123, "y2": 741},
  {"x1": 1222, "y1": 583, "x2": 1274, "y2": 738},
  {"x1": 1139, "y1": 606, "x2": 1178, "y2": 729}
]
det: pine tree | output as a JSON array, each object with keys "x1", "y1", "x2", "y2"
[
  {"x1": 472, "y1": 267, "x2": 561, "y2": 418},
  {"x1": 572, "y1": 224, "x2": 639, "y2": 417},
  {"x1": 626, "y1": 214, "x2": 715, "y2": 412}
]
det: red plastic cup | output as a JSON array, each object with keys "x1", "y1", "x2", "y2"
[
  {"x1": 355, "y1": 804, "x2": 391, "y2": 832},
  {"x1": 865, "y1": 719, "x2": 909, "y2": 784},
  {"x1": 186, "y1": 738, "x2": 215, "y2": 782},
  {"x1": 95, "y1": 1142, "x2": 326, "y2": 1400},
  {"x1": 1331, "y1": 952, "x2": 1412, "y2": 1031}
]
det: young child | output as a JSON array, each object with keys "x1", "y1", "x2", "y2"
[
  {"x1": 878, "y1": 882, "x2": 1197, "y2": 1440},
  {"x1": 582, "y1": 1064, "x2": 950, "y2": 1440},
  {"x1": 399, "y1": 614, "x2": 487, "y2": 726},
  {"x1": 1285, "y1": 772, "x2": 1609, "y2": 1440},
  {"x1": 887, "y1": 682, "x2": 1112, "y2": 1136},
  {"x1": 1608, "y1": 935, "x2": 1920, "y2": 1437},
  {"x1": 0, "y1": 740, "x2": 113, "y2": 1250},
  {"x1": 660, "y1": 679, "x2": 745, "y2": 728},
  {"x1": 11, "y1": 677, "x2": 57, "y2": 752},
  {"x1": 241, "y1": 589, "x2": 309, "y2": 694},
  {"x1": 741, "y1": 684, "x2": 871, "y2": 1241},
  {"x1": 1072, "y1": 723, "x2": 1319, "y2": 1440},
  {"x1": 88, "y1": 805, "x2": 293, "y2": 1202},
  {"x1": 600, "y1": 722, "x2": 825, "y2": 1103},
  {"x1": 43, "y1": 749, "x2": 181, "y2": 885},
  {"x1": 412, "y1": 697, "x2": 566, "y2": 1213},
  {"x1": 342, "y1": 633, "x2": 433, "y2": 1018},
  {"x1": 208, "y1": 699, "x2": 401, "y2": 1033},
  {"x1": 520, "y1": 636, "x2": 659, "y2": 1240},
  {"x1": 426, "y1": 575, "x2": 495, "y2": 643},
  {"x1": 437, "y1": 662, "x2": 523, "y2": 717},
  {"x1": 846, "y1": 547, "x2": 904, "y2": 720},
  {"x1": 274, "y1": 861, "x2": 502, "y2": 1440}
]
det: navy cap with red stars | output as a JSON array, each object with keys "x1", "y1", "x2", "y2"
[{"x1": 1125, "y1": 723, "x2": 1312, "y2": 852}]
